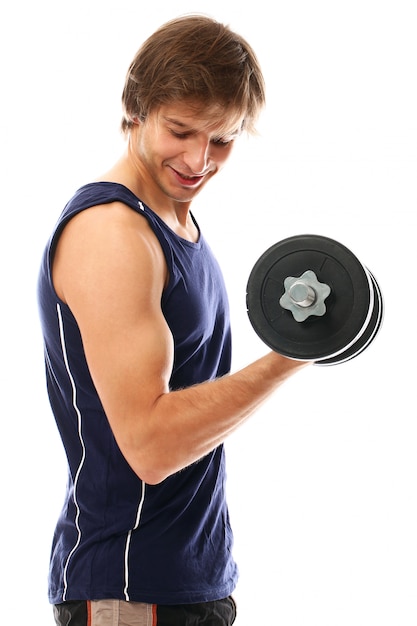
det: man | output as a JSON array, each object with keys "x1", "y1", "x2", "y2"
[{"x1": 38, "y1": 15, "x2": 306, "y2": 626}]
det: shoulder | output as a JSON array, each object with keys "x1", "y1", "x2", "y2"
[
  {"x1": 62, "y1": 199, "x2": 152, "y2": 235},
  {"x1": 59, "y1": 200, "x2": 164, "y2": 262},
  {"x1": 53, "y1": 201, "x2": 167, "y2": 303}
]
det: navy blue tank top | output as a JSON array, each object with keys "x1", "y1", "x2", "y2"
[{"x1": 37, "y1": 182, "x2": 238, "y2": 605}]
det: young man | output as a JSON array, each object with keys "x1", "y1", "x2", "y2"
[{"x1": 38, "y1": 15, "x2": 306, "y2": 626}]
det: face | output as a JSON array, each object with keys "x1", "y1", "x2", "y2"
[{"x1": 129, "y1": 102, "x2": 244, "y2": 205}]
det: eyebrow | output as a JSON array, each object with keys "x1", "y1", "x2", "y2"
[
  {"x1": 163, "y1": 116, "x2": 192, "y2": 128},
  {"x1": 163, "y1": 116, "x2": 242, "y2": 139}
]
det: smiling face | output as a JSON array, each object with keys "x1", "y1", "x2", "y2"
[{"x1": 128, "y1": 101, "x2": 244, "y2": 207}]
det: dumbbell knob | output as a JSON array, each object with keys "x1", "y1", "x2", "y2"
[{"x1": 279, "y1": 270, "x2": 331, "y2": 322}]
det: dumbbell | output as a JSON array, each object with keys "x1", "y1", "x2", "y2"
[{"x1": 246, "y1": 234, "x2": 383, "y2": 365}]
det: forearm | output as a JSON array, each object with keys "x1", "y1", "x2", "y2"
[{"x1": 124, "y1": 351, "x2": 307, "y2": 484}]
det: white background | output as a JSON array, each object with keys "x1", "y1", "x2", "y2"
[{"x1": 1, "y1": 1, "x2": 416, "y2": 624}]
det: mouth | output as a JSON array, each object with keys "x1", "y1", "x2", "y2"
[{"x1": 170, "y1": 167, "x2": 207, "y2": 187}]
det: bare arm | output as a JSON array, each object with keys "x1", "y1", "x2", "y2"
[{"x1": 53, "y1": 203, "x2": 307, "y2": 484}]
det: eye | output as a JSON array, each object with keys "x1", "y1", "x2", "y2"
[
  {"x1": 211, "y1": 137, "x2": 233, "y2": 147},
  {"x1": 170, "y1": 130, "x2": 190, "y2": 140}
]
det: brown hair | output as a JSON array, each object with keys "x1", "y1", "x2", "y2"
[{"x1": 121, "y1": 14, "x2": 265, "y2": 135}]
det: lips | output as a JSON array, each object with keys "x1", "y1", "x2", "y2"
[{"x1": 170, "y1": 166, "x2": 206, "y2": 187}]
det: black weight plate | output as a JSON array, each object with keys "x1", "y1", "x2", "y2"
[
  {"x1": 246, "y1": 234, "x2": 373, "y2": 361},
  {"x1": 316, "y1": 268, "x2": 383, "y2": 365}
]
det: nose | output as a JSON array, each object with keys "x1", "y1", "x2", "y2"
[{"x1": 183, "y1": 135, "x2": 211, "y2": 175}]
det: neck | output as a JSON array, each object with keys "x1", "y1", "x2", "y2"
[{"x1": 96, "y1": 153, "x2": 199, "y2": 243}]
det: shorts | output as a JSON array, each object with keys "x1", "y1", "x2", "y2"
[{"x1": 53, "y1": 596, "x2": 237, "y2": 625}]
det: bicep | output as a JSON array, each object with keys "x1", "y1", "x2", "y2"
[{"x1": 53, "y1": 205, "x2": 173, "y2": 439}]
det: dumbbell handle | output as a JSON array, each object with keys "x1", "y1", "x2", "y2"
[{"x1": 288, "y1": 282, "x2": 316, "y2": 307}]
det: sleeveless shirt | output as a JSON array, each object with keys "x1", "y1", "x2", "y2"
[{"x1": 37, "y1": 182, "x2": 238, "y2": 605}]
